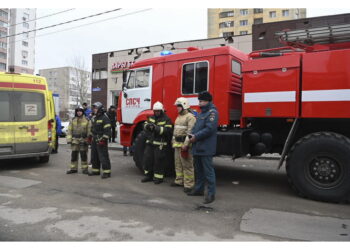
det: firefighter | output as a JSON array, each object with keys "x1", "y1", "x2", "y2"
[
  {"x1": 107, "y1": 105, "x2": 117, "y2": 143},
  {"x1": 188, "y1": 91, "x2": 218, "y2": 204},
  {"x1": 66, "y1": 106, "x2": 91, "y2": 174},
  {"x1": 141, "y1": 101, "x2": 173, "y2": 184},
  {"x1": 88, "y1": 102, "x2": 112, "y2": 179},
  {"x1": 171, "y1": 97, "x2": 196, "y2": 193}
]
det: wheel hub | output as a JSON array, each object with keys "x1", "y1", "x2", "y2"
[{"x1": 309, "y1": 157, "x2": 342, "y2": 188}]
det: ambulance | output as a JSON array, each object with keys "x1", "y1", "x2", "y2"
[{"x1": 0, "y1": 72, "x2": 56, "y2": 163}]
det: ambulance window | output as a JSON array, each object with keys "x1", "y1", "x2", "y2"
[
  {"x1": 135, "y1": 68, "x2": 150, "y2": 88},
  {"x1": 182, "y1": 61, "x2": 208, "y2": 95},
  {"x1": 127, "y1": 70, "x2": 135, "y2": 89},
  {"x1": 0, "y1": 92, "x2": 12, "y2": 122},
  {"x1": 232, "y1": 60, "x2": 241, "y2": 75},
  {"x1": 14, "y1": 92, "x2": 45, "y2": 122}
]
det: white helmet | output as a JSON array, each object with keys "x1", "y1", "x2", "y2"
[
  {"x1": 174, "y1": 97, "x2": 190, "y2": 110},
  {"x1": 153, "y1": 101, "x2": 164, "y2": 111}
]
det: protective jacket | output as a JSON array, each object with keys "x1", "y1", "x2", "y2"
[
  {"x1": 172, "y1": 110, "x2": 196, "y2": 148},
  {"x1": 191, "y1": 103, "x2": 218, "y2": 156},
  {"x1": 91, "y1": 113, "x2": 111, "y2": 142},
  {"x1": 144, "y1": 112, "x2": 173, "y2": 149},
  {"x1": 66, "y1": 116, "x2": 91, "y2": 145}
]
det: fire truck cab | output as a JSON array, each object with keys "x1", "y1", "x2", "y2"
[{"x1": 118, "y1": 24, "x2": 350, "y2": 203}]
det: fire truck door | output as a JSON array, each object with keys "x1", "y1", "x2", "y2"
[{"x1": 122, "y1": 67, "x2": 152, "y2": 124}]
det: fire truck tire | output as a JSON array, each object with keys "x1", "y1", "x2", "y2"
[
  {"x1": 132, "y1": 131, "x2": 175, "y2": 177},
  {"x1": 286, "y1": 132, "x2": 350, "y2": 203},
  {"x1": 133, "y1": 131, "x2": 147, "y2": 172}
]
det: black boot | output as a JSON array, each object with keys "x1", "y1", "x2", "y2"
[
  {"x1": 66, "y1": 169, "x2": 77, "y2": 174},
  {"x1": 170, "y1": 182, "x2": 182, "y2": 187},
  {"x1": 203, "y1": 195, "x2": 215, "y2": 204},
  {"x1": 88, "y1": 171, "x2": 100, "y2": 176},
  {"x1": 123, "y1": 151, "x2": 127, "y2": 156},
  {"x1": 82, "y1": 169, "x2": 89, "y2": 175},
  {"x1": 101, "y1": 173, "x2": 111, "y2": 179},
  {"x1": 187, "y1": 189, "x2": 204, "y2": 196},
  {"x1": 153, "y1": 178, "x2": 163, "y2": 185},
  {"x1": 141, "y1": 176, "x2": 153, "y2": 183},
  {"x1": 184, "y1": 187, "x2": 192, "y2": 194}
]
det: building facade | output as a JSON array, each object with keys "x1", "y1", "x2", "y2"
[
  {"x1": 208, "y1": 8, "x2": 306, "y2": 38},
  {"x1": 39, "y1": 67, "x2": 92, "y2": 120},
  {"x1": 0, "y1": 8, "x2": 36, "y2": 74},
  {"x1": 8, "y1": 8, "x2": 36, "y2": 74},
  {"x1": 0, "y1": 8, "x2": 9, "y2": 72},
  {"x1": 92, "y1": 35, "x2": 252, "y2": 108},
  {"x1": 252, "y1": 13, "x2": 350, "y2": 50}
]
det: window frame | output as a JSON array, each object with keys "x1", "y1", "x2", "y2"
[
  {"x1": 181, "y1": 60, "x2": 209, "y2": 96},
  {"x1": 282, "y1": 9, "x2": 289, "y2": 17},
  {"x1": 269, "y1": 11, "x2": 277, "y2": 18},
  {"x1": 240, "y1": 9, "x2": 248, "y2": 15},
  {"x1": 125, "y1": 66, "x2": 152, "y2": 90}
]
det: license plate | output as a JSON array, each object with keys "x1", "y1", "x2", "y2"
[{"x1": 0, "y1": 147, "x2": 12, "y2": 153}]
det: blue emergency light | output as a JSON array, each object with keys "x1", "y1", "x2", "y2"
[{"x1": 160, "y1": 51, "x2": 174, "y2": 56}]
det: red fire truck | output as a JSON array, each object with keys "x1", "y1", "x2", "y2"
[{"x1": 117, "y1": 24, "x2": 350, "y2": 203}]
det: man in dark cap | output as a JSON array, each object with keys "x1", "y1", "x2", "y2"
[{"x1": 187, "y1": 91, "x2": 218, "y2": 204}]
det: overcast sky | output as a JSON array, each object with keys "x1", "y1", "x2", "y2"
[{"x1": 33, "y1": 8, "x2": 350, "y2": 73}]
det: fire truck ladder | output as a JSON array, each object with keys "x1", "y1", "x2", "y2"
[{"x1": 276, "y1": 23, "x2": 350, "y2": 45}]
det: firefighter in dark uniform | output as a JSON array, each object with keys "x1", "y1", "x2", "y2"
[
  {"x1": 141, "y1": 101, "x2": 173, "y2": 184},
  {"x1": 88, "y1": 102, "x2": 112, "y2": 179}
]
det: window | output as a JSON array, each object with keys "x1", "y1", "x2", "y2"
[
  {"x1": 240, "y1": 9, "x2": 248, "y2": 15},
  {"x1": 232, "y1": 60, "x2": 241, "y2": 76},
  {"x1": 240, "y1": 31, "x2": 248, "y2": 35},
  {"x1": 223, "y1": 32, "x2": 234, "y2": 37},
  {"x1": 22, "y1": 41, "x2": 28, "y2": 47},
  {"x1": 23, "y1": 22, "x2": 29, "y2": 28},
  {"x1": 0, "y1": 30, "x2": 7, "y2": 38},
  {"x1": 0, "y1": 42, "x2": 7, "y2": 49},
  {"x1": 0, "y1": 62, "x2": 6, "y2": 71},
  {"x1": 22, "y1": 50, "x2": 28, "y2": 58},
  {"x1": 22, "y1": 60, "x2": 28, "y2": 66},
  {"x1": 182, "y1": 61, "x2": 208, "y2": 95},
  {"x1": 0, "y1": 9, "x2": 8, "y2": 19},
  {"x1": 240, "y1": 20, "x2": 248, "y2": 26},
  {"x1": 126, "y1": 70, "x2": 135, "y2": 89},
  {"x1": 0, "y1": 52, "x2": 6, "y2": 59},
  {"x1": 14, "y1": 92, "x2": 45, "y2": 122},
  {"x1": 282, "y1": 10, "x2": 289, "y2": 17},
  {"x1": 135, "y1": 68, "x2": 150, "y2": 88},
  {"x1": 269, "y1": 11, "x2": 277, "y2": 18},
  {"x1": 254, "y1": 8, "x2": 263, "y2": 14},
  {"x1": 219, "y1": 11, "x2": 234, "y2": 18},
  {"x1": 23, "y1": 32, "x2": 29, "y2": 39},
  {"x1": 92, "y1": 70, "x2": 100, "y2": 80},
  {"x1": 0, "y1": 20, "x2": 7, "y2": 28},
  {"x1": 0, "y1": 92, "x2": 11, "y2": 122},
  {"x1": 100, "y1": 70, "x2": 107, "y2": 79},
  {"x1": 23, "y1": 13, "x2": 29, "y2": 21},
  {"x1": 219, "y1": 21, "x2": 234, "y2": 28},
  {"x1": 254, "y1": 18, "x2": 263, "y2": 24}
]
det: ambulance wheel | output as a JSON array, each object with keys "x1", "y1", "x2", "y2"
[
  {"x1": 38, "y1": 155, "x2": 50, "y2": 163},
  {"x1": 286, "y1": 132, "x2": 350, "y2": 203},
  {"x1": 133, "y1": 131, "x2": 147, "y2": 173}
]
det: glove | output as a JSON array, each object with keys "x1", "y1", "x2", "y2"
[
  {"x1": 98, "y1": 139, "x2": 107, "y2": 146},
  {"x1": 181, "y1": 148, "x2": 189, "y2": 159},
  {"x1": 86, "y1": 136, "x2": 92, "y2": 145},
  {"x1": 67, "y1": 141, "x2": 71, "y2": 145},
  {"x1": 145, "y1": 123, "x2": 154, "y2": 132}
]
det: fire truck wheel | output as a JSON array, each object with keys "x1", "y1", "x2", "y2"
[
  {"x1": 286, "y1": 132, "x2": 350, "y2": 203},
  {"x1": 133, "y1": 131, "x2": 147, "y2": 173},
  {"x1": 132, "y1": 131, "x2": 175, "y2": 176}
]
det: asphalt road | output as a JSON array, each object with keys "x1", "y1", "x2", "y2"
[{"x1": 0, "y1": 144, "x2": 349, "y2": 241}]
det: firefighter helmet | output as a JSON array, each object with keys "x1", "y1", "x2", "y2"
[
  {"x1": 153, "y1": 101, "x2": 164, "y2": 111},
  {"x1": 75, "y1": 106, "x2": 85, "y2": 117},
  {"x1": 174, "y1": 97, "x2": 190, "y2": 110},
  {"x1": 92, "y1": 102, "x2": 105, "y2": 113}
]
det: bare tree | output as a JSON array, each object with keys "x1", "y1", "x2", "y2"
[{"x1": 69, "y1": 55, "x2": 91, "y2": 107}]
